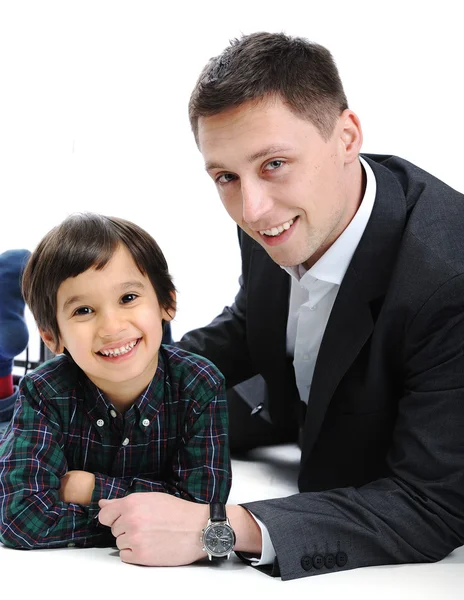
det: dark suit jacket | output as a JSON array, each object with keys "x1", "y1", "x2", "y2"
[{"x1": 178, "y1": 154, "x2": 464, "y2": 580}]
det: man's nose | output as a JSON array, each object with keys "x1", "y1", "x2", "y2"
[{"x1": 241, "y1": 180, "x2": 273, "y2": 226}]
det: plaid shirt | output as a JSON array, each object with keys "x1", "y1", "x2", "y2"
[{"x1": 0, "y1": 345, "x2": 231, "y2": 549}]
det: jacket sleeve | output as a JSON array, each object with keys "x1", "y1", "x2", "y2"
[{"x1": 242, "y1": 274, "x2": 464, "y2": 580}]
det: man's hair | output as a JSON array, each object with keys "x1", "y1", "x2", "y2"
[
  {"x1": 22, "y1": 212, "x2": 176, "y2": 348},
  {"x1": 189, "y1": 31, "x2": 348, "y2": 143}
]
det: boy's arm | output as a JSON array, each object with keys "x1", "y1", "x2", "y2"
[
  {"x1": 0, "y1": 380, "x2": 111, "y2": 549},
  {"x1": 88, "y1": 377, "x2": 231, "y2": 509},
  {"x1": 60, "y1": 471, "x2": 96, "y2": 505}
]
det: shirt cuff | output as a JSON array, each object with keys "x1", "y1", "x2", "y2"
[
  {"x1": 88, "y1": 473, "x2": 129, "y2": 519},
  {"x1": 240, "y1": 510, "x2": 276, "y2": 566}
]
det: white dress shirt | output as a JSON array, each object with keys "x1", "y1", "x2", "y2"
[{"x1": 250, "y1": 156, "x2": 377, "y2": 566}]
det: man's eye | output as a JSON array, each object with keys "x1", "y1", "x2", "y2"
[
  {"x1": 121, "y1": 294, "x2": 138, "y2": 304},
  {"x1": 73, "y1": 306, "x2": 93, "y2": 316},
  {"x1": 216, "y1": 173, "x2": 237, "y2": 185},
  {"x1": 264, "y1": 159, "x2": 283, "y2": 171}
]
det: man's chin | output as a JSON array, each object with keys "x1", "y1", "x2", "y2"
[{"x1": 265, "y1": 248, "x2": 313, "y2": 269}]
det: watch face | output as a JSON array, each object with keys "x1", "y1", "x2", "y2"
[{"x1": 203, "y1": 523, "x2": 235, "y2": 556}]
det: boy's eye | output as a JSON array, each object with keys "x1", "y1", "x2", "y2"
[
  {"x1": 121, "y1": 293, "x2": 138, "y2": 304},
  {"x1": 73, "y1": 306, "x2": 93, "y2": 316}
]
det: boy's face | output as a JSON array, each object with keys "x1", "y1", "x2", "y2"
[{"x1": 43, "y1": 244, "x2": 174, "y2": 406}]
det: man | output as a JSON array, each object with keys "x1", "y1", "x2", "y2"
[{"x1": 98, "y1": 32, "x2": 464, "y2": 581}]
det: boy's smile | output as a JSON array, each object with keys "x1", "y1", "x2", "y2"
[{"x1": 48, "y1": 244, "x2": 174, "y2": 410}]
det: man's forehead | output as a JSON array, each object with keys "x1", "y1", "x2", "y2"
[{"x1": 198, "y1": 97, "x2": 310, "y2": 168}]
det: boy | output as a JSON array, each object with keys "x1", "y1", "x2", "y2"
[{"x1": 0, "y1": 213, "x2": 231, "y2": 549}]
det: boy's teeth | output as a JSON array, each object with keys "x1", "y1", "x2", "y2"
[
  {"x1": 100, "y1": 339, "x2": 137, "y2": 357},
  {"x1": 260, "y1": 218, "x2": 294, "y2": 237}
]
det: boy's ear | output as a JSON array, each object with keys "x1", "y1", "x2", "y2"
[
  {"x1": 162, "y1": 291, "x2": 177, "y2": 322},
  {"x1": 39, "y1": 329, "x2": 63, "y2": 355}
]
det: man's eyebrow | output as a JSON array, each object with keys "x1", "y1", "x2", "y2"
[
  {"x1": 205, "y1": 146, "x2": 294, "y2": 172},
  {"x1": 62, "y1": 281, "x2": 146, "y2": 311}
]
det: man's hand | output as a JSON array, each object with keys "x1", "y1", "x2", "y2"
[
  {"x1": 98, "y1": 493, "x2": 209, "y2": 565},
  {"x1": 98, "y1": 493, "x2": 263, "y2": 566},
  {"x1": 59, "y1": 470, "x2": 96, "y2": 505}
]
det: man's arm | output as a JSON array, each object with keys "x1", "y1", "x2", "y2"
[
  {"x1": 98, "y1": 494, "x2": 261, "y2": 566},
  {"x1": 242, "y1": 273, "x2": 464, "y2": 579}
]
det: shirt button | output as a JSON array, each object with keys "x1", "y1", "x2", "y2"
[
  {"x1": 303, "y1": 354, "x2": 310, "y2": 361},
  {"x1": 96, "y1": 419, "x2": 104, "y2": 427},
  {"x1": 142, "y1": 418, "x2": 150, "y2": 427},
  {"x1": 122, "y1": 437, "x2": 129, "y2": 446},
  {"x1": 110, "y1": 410, "x2": 117, "y2": 418}
]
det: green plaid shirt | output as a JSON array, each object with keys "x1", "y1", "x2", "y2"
[{"x1": 0, "y1": 345, "x2": 231, "y2": 549}]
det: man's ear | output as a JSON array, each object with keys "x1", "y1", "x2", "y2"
[
  {"x1": 39, "y1": 329, "x2": 63, "y2": 355},
  {"x1": 162, "y1": 291, "x2": 177, "y2": 322},
  {"x1": 339, "y1": 109, "x2": 363, "y2": 164}
]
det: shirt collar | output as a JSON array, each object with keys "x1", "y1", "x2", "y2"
[
  {"x1": 284, "y1": 155, "x2": 376, "y2": 285},
  {"x1": 81, "y1": 350, "x2": 166, "y2": 429}
]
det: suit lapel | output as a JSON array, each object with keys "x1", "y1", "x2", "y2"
[{"x1": 300, "y1": 156, "x2": 408, "y2": 465}]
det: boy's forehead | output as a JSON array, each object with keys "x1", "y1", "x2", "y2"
[{"x1": 56, "y1": 247, "x2": 148, "y2": 307}]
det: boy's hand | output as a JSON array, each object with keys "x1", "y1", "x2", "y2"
[{"x1": 59, "y1": 470, "x2": 96, "y2": 505}]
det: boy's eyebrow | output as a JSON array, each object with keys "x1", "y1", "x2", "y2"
[
  {"x1": 119, "y1": 280, "x2": 146, "y2": 291},
  {"x1": 205, "y1": 145, "x2": 294, "y2": 172},
  {"x1": 62, "y1": 295, "x2": 86, "y2": 311},
  {"x1": 62, "y1": 281, "x2": 146, "y2": 310}
]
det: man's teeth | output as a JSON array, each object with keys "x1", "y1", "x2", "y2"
[
  {"x1": 100, "y1": 340, "x2": 138, "y2": 357},
  {"x1": 260, "y1": 219, "x2": 294, "y2": 237}
]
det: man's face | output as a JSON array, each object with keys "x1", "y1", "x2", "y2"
[
  {"x1": 198, "y1": 96, "x2": 363, "y2": 269},
  {"x1": 45, "y1": 245, "x2": 173, "y2": 408}
]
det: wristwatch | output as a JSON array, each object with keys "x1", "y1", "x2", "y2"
[{"x1": 201, "y1": 503, "x2": 236, "y2": 560}]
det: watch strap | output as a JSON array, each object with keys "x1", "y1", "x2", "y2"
[{"x1": 210, "y1": 502, "x2": 227, "y2": 522}]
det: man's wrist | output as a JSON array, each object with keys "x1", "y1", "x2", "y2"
[{"x1": 226, "y1": 505, "x2": 262, "y2": 555}]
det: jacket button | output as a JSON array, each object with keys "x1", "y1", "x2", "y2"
[
  {"x1": 313, "y1": 554, "x2": 324, "y2": 569},
  {"x1": 300, "y1": 555, "x2": 312, "y2": 571},
  {"x1": 336, "y1": 551, "x2": 348, "y2": 567},
  {"x1": 325, "y1": 554, "x2": 336, "y2": 569}
]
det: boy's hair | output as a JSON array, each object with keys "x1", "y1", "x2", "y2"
[
  {"x1": 22, "y1": 213, "x2": 176, "y2": 349},
  {"x1": 189, "y1": 31, "x2": 348, "y2": 143}
]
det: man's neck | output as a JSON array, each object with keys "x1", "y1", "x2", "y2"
[{"x1": 302, "y1": 158, "x2": 366, "y2": 271}]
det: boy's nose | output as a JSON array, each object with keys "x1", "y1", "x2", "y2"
[{"x1": 97, "y1": 311, "x2": 127, "y2": 338}]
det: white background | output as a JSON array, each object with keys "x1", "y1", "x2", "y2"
[{"x1": 1, "y1": 0, "x2": 463, "y2": 364}]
